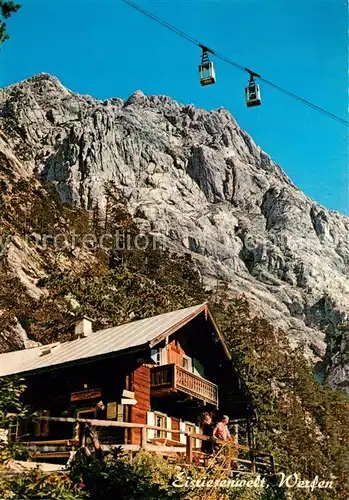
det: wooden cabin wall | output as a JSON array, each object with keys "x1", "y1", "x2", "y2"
[
  {"x1": 21, "y1": 353, "x2": 144, "y2": 442},
  {"x1": 171, "y1": 416, "x2": 180, "y2": 441},
  {"x1": 129, "y1": 364, "x2": 151, "y2": 445}
]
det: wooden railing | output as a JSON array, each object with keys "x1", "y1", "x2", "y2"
[
  {"x1": 15, "y1": 416, "x2": 275, "y2": 474},
  {"x1": 151, "y1": 364, "x2": 218, "y2": 406}
]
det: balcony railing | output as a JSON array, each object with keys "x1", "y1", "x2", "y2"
[{"x1": 150, "y1": 363, "x2": 218, "y2": 406}]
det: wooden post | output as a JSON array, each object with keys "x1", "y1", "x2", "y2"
[
  {"x1": 141, "y1": 426, "x2": 147, "y2": 450},
  {"x1": 234, "y1": 424, "x2": 239, "y2": 444},
  {"x1": 125, "y1": 375, "x2": 131, "y2": 444},
  {"x1": 246, "y1": 420, "x2": 251, "y2": 448},
  {"x1": 226, "y1": 443, "x2": 232, "y2": 470},
  {"x1": 247, "y1": 420, "x2": 256, "y2": 474},
  {"x1": 251, "y1": 425, "x2": 257, "y2": 474},
  {"x1": 250, "y1": 450, "x2": 256, "y2": 473},
  {"x1": 186, "y1": 434, "x2": 193, "y2": 464}
]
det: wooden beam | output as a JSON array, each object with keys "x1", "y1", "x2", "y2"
[
  {"x1": 141, "y1": 426, "x2": 147, "y2": 450},
  {"x1": 31, "y1": 451, "x2": 71, "y2": 459},
  {"x1": 146, "y1": 444, "x2": 186, "y2": 453},
  {"x1": 247, "y1": 420, "x2": 256, "y2": 473},
  {"x1": 25, "y1": 416, "x2": 144, "y2": 429},
  {"x1": 186, "y1": 435, "x2": 193, "y2": 464},
  {"x1": 207, "y1": 309, "x2": 231, "y2": 361},
  {"x1": 149, "y1": 304, "x2": 207, "y2": 348},
  {"x1": 21, "y1": 439, "x2": 78, "y2": 446},
  {"x1": 150, "y1": 438, "x2": 183, "y2": 447}
]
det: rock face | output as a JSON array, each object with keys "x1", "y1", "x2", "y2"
[{"x1": 0, "y1": 73, "x2": 348, "y2": 389}]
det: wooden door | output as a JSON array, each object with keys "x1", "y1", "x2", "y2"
[{"x1": 73, "y1": 407, "x2": 96, "y2": 439}]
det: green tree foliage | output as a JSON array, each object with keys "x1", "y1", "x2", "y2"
[
  {"x1": 0, "y1": 379, "x2": 83, "y2": 498},
  {"x1": 0, "y1": 377, "x2": 30, "y2": 462},
  {"x1": 212, "y1": 299, "x2": 349, "y2": 499},
  {"x1": 0, "y1": 177, "x2": 205, "y2": 343},
  {"x1": 69, "y1": 449, "x2": 184, "y2": 499},
  {"x1": 28, "y1": 257, "x2": 204, "y2": 344},
  {"x1": 0, "y1": 1, "x2": 20, "y2": 44},
  {"x1": 0, "y1": 470, "x2": 86, "y2": 499}
]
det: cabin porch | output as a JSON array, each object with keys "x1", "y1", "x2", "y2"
[{"x1": 11, "y1": 415, "x2": 275, "y2": 476}]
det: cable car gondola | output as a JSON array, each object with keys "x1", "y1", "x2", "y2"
[
  {"x1": 199, "y1": 46, "x2": 216, "y2": 86},
  {"x1": 245, "y1": 71, "x2": 261, "y2": 107}
]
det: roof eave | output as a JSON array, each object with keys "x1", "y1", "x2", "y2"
[
  {"x1": 149, "y1": 302, "x2": 208, "y2": 348},
  {"x1": 4, "y1": 343, "x2": 149, "y2": 379}
]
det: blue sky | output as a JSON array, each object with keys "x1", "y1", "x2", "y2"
[{"x1": 3, "y1": 0, "x2": 348, "y2": 214}]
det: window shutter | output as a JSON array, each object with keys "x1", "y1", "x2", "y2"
[
  {"x1": 160, "y1": 347, "x2": 167, "y2": 365},
  {"x1": 179, "y1": 420, "x2": 186, "y2": 444},
  {"x1": 147, "y1": 412, "x2": 155, "y2": 440},
  {"x1": 195, "y1": 425, "x2": 200, "y2": 448},
  {"x1": 166, "y1": 416, "x2": 171, "y2": 440},
  {"x1": 117, "y1": 404, "x2": 124, "y2": 422}
]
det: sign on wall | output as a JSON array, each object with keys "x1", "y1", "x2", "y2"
[
  {"x1": 122, "y1": 389, "x2": 135, "y2": 399},
  {"x1": 70, "y1": 388, "x2": 102, "y2": 402},
  {"x1": 107, "y1": 402, "x2": 117, "y2": 419},
  {"x1": 121, "y1": 398, "x2": 137, "y2": 405}
]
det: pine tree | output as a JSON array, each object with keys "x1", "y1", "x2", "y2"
[{"x1": 0, "y1": 1, "x2": 20, "y2": 44}]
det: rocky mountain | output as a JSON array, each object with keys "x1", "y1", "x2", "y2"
[{"x1": 0, "y1": 73, "x2": 348, "y2": 390}]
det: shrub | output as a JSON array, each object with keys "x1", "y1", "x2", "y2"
[
  {"x1": 0, "y1": 470, "x2": 85, "y2": 499},
  {"x1": 69, "y1": 448, "x2": 185, "y2": 499}
]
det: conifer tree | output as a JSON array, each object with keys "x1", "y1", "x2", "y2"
[{"x1": 0, "y1": 1, "x2": 20, "y2": 44}]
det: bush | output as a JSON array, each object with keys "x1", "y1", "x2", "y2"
[
  {"x1": 69, "y1": 448, "x2": 186, "y2": 499},
  {"x1": 0, "y1": 470, "x2": 85, "y2": 499}
]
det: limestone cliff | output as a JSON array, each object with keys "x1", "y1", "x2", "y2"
[{"x1": 0, "y1": 73, "x2": 348, "y2": 390}]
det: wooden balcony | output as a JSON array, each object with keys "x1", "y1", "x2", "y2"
[{"x1": 150, "y1": 363, "x2": 218, "y2": 407}]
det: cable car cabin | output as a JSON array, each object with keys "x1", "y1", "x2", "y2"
[
  {"x1": 245, "y1": 82, "x2": 261, "y2": 107},
  {"x1": 199, "y1": 61, "x2": 216, "y2": 86}
]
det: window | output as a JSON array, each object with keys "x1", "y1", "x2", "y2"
[
  {"x1": 35, "y1": 410, "x2": 50, "y2": 437},
  {"x1": 8, "y1": 422, "x2": 19, "y2": 442},
  {"x1": 151, "y1": 347, "x2": 165, "y2": 365},
  {"x1": 182, "y1": 355, "x2": 192, "y2": 372},
  {"x1": 185, "y1": 422, "x2": 195, "y2": 436},
  {"x1": 154, "y1": 412, "x2": 167, "y2": 438},
  {"x1": 192, "y1": 358, "x2": 205, "y2": 378}
]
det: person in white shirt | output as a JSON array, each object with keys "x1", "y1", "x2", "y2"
[{"x1": 213, "y1": 415, "x2": 231, "y2": 442}]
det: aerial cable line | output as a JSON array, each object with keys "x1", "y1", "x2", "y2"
[
  {"x1": 122, "y1": 0, "x2": 348, "y2": 127},
  {"x1": 258, "y1": 78, "x2": 348, "y2": 126},
  {"x1": 122, "y1": 0, "x2": 203, "y2": 47}
]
